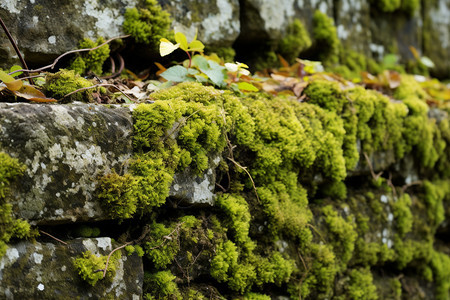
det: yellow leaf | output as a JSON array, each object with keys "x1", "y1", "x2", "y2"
[
  {"x1": 0, "y1": 70, "x2": 16, "y2": 83},
  {"x1": 159, "y1": 38, "x2": 180, "y2": 57},
  {"x1": 5, "y1": 79, "x2": 23, "y2": 91},
  {"x1": 175, "y1": 32, "x2": 189, "y2": 51},
  {"x1": 188, "y1": 40, "x2": 204, "y2": 52},
  {"x1": 13, "y1": 84, "x2": 57, "y2": 102}
]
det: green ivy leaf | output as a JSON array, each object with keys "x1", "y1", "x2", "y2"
[
  {"x1": 192, "y1": 55, "x2": 208, "y2": 70},
  {"x1": 160, "y1": 65, "x2": 189, "y2": 82},
  {"x1": 237, "y1": 82, "x2": 259, "y2": 92},
  {"x1": 9, "y1": 65, "x2": 23, "y2": 77}
]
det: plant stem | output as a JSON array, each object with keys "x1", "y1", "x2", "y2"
[
  {"x1": 186, "y1": 51, "x2": 192, "y2": 68},
  {"x1": 0, "y1": 16, "x2": 34, "y2": 85}
]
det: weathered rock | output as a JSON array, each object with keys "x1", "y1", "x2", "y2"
[
  {"x1": 423, "y1": 0, "x2": 450, "y2": 78},
  {"x1": 0, "y1": 0, "x2": 139, "y2": 68},
  {"x1": 0, "y1": 102, "x2": 134, "y2": 224},
  {"x1": 162, "y1": 0, "x2": 240, "y2": 47},
  {"x1": 0, "y1": 237, "x2": 143, "y2": 299},
  {"x1": 0, "y1": 0, "x2": 241, "y2": 69},
  {"x1": 334, "y1": 0, "x2": 371, "y2": 55},
  {"x1": 0, "y1": 102, "x2": 223, "y2": 224},
  {"x1": 169, "y1": 155, "x2": 221, "y2": 206}
]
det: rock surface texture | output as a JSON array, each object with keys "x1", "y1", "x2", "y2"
[
  {"x1": 0, "y1": 237, "x2": 143, "y2": 299},
  {"x1": 1, "y1": 0, "x2": 449, "y2": 76},
  {"x1": 0, "y1": 103, "x2": 133, "y2": 224}
]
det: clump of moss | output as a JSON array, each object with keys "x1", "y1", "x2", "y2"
[
  {"x1": 123, "y1": 0, "x2": 172, "y2": 50},
  {"x1": 278, "y1": 19, "x2": 312, "y2": 63},
  {"x1": 216, "y1": 193, "x2": 254, "y2": 251},
  {"x1": 73, "y1": 250, "x2": 121, "y2": 286},
  {"x1": 322, "y1": 205, "x2": 357, "y2": 270},
  {"x1": 392, "y1": 193, "x2": 413, "y2": 237},
  {"x1": 346, "y1": 267, "x2": 378, "y2": 300},
  {"x1": 44, "y1": 69, "x2": 95, "y2": 102},
  {"x1": 70, "y1": 37, "x2": 110, "y2": 75},
  {"x1": 144, "y1": 270, "x2": 181, "y2": 299},
  {"x1": 206, "y1": 46, "x2": 236, "y2": 62},
  {"x1": 312, "y1": 10, "x2": 340, "y2": 64},
  {"x1": 73, "y1": 225, "x2": 101, "y2": 238},
  {"x1": 0, "y1": 152, "x2": 31, "y2": 257},
  {"x1": 430, "y1": 250, "x2": 450, "y2": 300},
  {"x1": 97, "y1": 172, "x2": 138, "y2": 220},
  {"x1": 372, "y1": 0, "x2": 401, "y2": 12}
]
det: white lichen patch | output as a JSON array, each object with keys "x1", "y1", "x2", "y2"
[
  {"x1": 81, "y1": 0, "x2": 135, "y2": 38},
  {"x1": 0, "y1": 0, "x2": 20, "y2": 14},
  {"x1": 96, "y1": 238, "x2": 112, "y2": 252},
  {"x1": 48, "y1": 35, "x2": 56, "y2": 45},
  {"x1": 33, "y1": 253, "x2": 44, "y2": 264},
  {"x1": 192, "y1": 174, "x2": 215, "y2": 205}
]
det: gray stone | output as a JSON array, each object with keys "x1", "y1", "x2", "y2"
[
  {"x1": 423, "y1": 0, "x2": 450, "y2": 78},
  {"x1": 162, "y1": 0, "x2": 240, "y2": 47},
  {"x1": 0, "y1": 102, "x2": 134, "y2": 224},
  {"x1": 0, "y1": 237, "x2": 143, "y2": 299},
  {"x1": 334, "y1": 0, "x2": 371, "y2": 56},
  {"x1": 0, "y1": 0, "x2": 241, "y2": 69},
  {"x1": 0, "y1": 0, "x2": 139, "y2": 68},
  {"x1": 169, "y1": 155, "x2": 221, "y2": 206}
]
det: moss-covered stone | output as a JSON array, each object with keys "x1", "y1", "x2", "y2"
[
  {"x1": 44, "y1": 69, "x2": 96, "y2": 102},
  {"x1": 123, "y1": 0, "x2": 172, "y2": 50}
]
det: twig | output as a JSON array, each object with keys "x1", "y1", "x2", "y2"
[
  {"x1": 363, "y1": 152, "x2": 383, "y2": 181},
  {"x1": 102, "y1": 242, "x2": 132, "y2": 278},
  {"x1": 402, "y1": 180, "x2": 422, "y2": 192},
  {"x1": 39, "y1": 230, "x2": 67, "y2": 245},
  {"x1": 61, "y1": 83, "x2": 134, "y2": 102},
  {"x1": 101, "y1": 54, "x2": 125, "y2": 79},
  {"x1": 9, "y1": 35, "x2": 130, "y2": 75},
  {"x1": 0, "y1": 16, "x2": 34, "y2": 85},
  {"x1": 227, "y1": 157, "x2": 261, "y2": 204},
  {"x1": 387, "y1": 172, "x2": 398, "y2": 199}
]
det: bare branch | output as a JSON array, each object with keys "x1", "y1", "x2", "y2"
[
  {"x1": 39, "y1": 230, "x2": 68, "y2": 245},
  {"x1": 8, "y1": 35, "x2": 130, "y2": 75},
  {"x1": 61, "y1": 83, "x2": 134, "y2": 102},
  {"x1": 0, "y1": 16, "x2": 34, "y2": 85}
]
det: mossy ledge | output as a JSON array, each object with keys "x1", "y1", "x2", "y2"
[{"x1": 1, "y1": 78, "x2": 450, "y2": 299}]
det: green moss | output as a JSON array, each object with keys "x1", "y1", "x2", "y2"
[
  {"x1": 69, "y1": 37, "x2": 110, "y2": 75},
  {"x1": 322, "y1": 205, "x2": 357, "y2": 270},
  {"x1": 210, "y1": 240, "x2": 255, "y2": 294},
  {"x1": 312, "y1": 10, "x2": 340, "y2": 64},
  {"x1": 0, "y1": 152, "x2": 31, "y2": 257},
  {"x1": 73, "y1": 250, "x2": 121, "y2": 286},
  {"x1": 216, "y1": 193, "x2": 255, "y2": 251},
  {"x1": 392, "y1": 193, "x2": 413, "y2": 237},
  {"x1": 430, "y1": 250, "x2": 450, "y2": 300},
  {"x1": 206, "y1": 46, "x2": 236, "y2": 62},
  {"x1": 144, "y1": 270, "x2": 181, "y2": 299},
  {"x1": 346, "y1": 267, "x2": 378, "y2": 300},
  {"x1": 123, "y1": 0, "x2": 172, "y2": 49},
  {"x1": 44, "y1": 69, "x2": 95, "y2": 102},
  {"x1": 423, "y1": 180, "x2": 448, "y2": 229},
  {"x1": 394, "y1": 75, "x2": 427, "y2": 100},
  {"x1": 144, "y1": 222, "x2": 180, "y2": 269},
  {"x1": 97, "y1": 172, "x2": 138, "y2": 220},
  {"x1": 74, "y1": 225, "x2": 100, "y2": 238},
  {"x1": 278, "y1": 19, "x2": 312, "y2": 63},
  {"x1": 242, "y1": 293, "x2": 271, "y2": 300},
  {"x1": 372, "y1": 0, "x2": 401, "y2": 12}
]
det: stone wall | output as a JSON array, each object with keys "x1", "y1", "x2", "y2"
[
  {"x1": 1, "y1": 78, "x2": 450, "y2": 298},
  {"x1": 1, "y1": 0, "x2": 449, "y2": 77}
]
